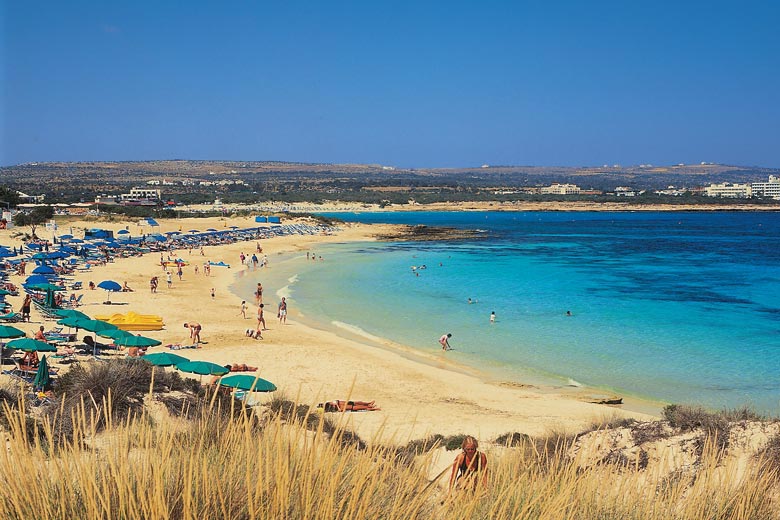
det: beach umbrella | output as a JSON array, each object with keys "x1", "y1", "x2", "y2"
[
  {"x1": 0, "y1": 325, "x2": 25, "y2": 339},
  {"x1": 0, "y1": 289, "x2": 11, "y2": 296},
  {"x1": 112, "y1": 334, "x2": 161, "y2": 348},
  {"x1": 176, "y1": 360, "x2": 229, "y2": 376},
  {"x1": 59, "y1": 234, "x2": 73, "y2": 240},
  {"x1": 6, "y1": 338, "x2": 57, "y2": 352},
  {"x1": 117, "y1": 229, "x2": 130, "y2": 235},
  {"x1": 188, "y1": 229, "x2": 200, "y2": 233},
  {"x1": 27, "y1": 282, "x2": 66, "y2": 292},
  {"x1": 31, "y1": 265, "x2": 56, "y2": 274},
  {"x1": 57, "y1": 316, "x2": 84, "y2": 328},
  {"x1": 143, "y1": 352, "x2": 189, "y2": 367},
  {"x1": 219, "y1": 374, "x2": 276, "y2": 393},
  {"x1": 33, "y1": 355, "x2": 51, "y2": 390},
  {"x1": 206, "y1": 228, "x2": 218, "y2": 232},
  {"x1": 24, "y1": 275, "x2": 50, "y2": 286},
  {"x1": 96, "y1": 328, "x2": 133, "y2": 340},
  {"x1": 72, "y1": 319, "x2": 118, "y2": 334},
  {"x1": 97, "y1": 280, "x2": 122, "y2": 303},
  {"x1": 0, "y1": 325, "x2": 26, "y2": 366},
  {"x1": 53, "y1": 309, "x2": 90, "y2": 320},
  {"x1": 0, "y1": 247, "x2": 15, "y2": 258}
]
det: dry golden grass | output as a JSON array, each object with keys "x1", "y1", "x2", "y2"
[{"x1": 1, "y1": 389, "x2": 779, "y2": 520}]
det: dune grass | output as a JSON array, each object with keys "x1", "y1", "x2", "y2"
[{"x1": 1, "y1": 366, "x2": 779, "y2": 519}]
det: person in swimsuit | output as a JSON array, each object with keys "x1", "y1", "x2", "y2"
[
  {"x1": 20, "y1": 294, "x2": 32, "y2": 321},
  {"x1": 449, "y1": 436, "x2": 488, "y2": 493},
  {"x1": 278, "y1": 297, "x2": 287, "y2": 324},
  {"x1": 184, "y1": 322, "x2": 202, "y2": 343},
  {"x1": 316, "y1": 400, "x2": 380, "y2": 412}
]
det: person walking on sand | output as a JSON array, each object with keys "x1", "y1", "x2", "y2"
[
  {"x1": 239, "y1": 300, "x2": 247, "y2": 318},
  {"x1": 20, "y1": 294, "x2": 32, "y2": 322},
  {"x1": 166, "y1": 271, "x2": 172, "y2": 289},
  {"x1": 184, "y1": 322, "x2": 202, "y2": 344},
  {"x1": 278, "y1": 297, "x2": 287, "y2": 324},
  {"x1": 439, "y1": 333, "x2": 452, "y2": 351},
  {"x1": 257, "y1": 303, "x2": 267, "y2": 330}
]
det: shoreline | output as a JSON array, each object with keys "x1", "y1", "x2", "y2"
[
  {"x1": 180, "y1": 200, "x2": 780, "y2": 214},
  {"x1": 235, "y1": 247, "x2": 668, "y2": 419},
  {"x1": 2, "y1": 215, "x2": 657, "y2": 443}
]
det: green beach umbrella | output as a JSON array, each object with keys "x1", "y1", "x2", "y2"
[
  {"x1": 176, "y1": 360, "x2": 229, "y2": 376},
  {"x1": 0, "y1": 289, "x2": 11, "y2": 296},
  {"x1": 57, "y1": 316, "x2": 84, "y2": 328},
  {"x1": 33, "y1": 355, "x2": 51, "y2": 390},
  {"x1": 53, "y1": 309, "x2": 90, "y2": 320},
  {"x1": 0, "y1": 325, "x2": 26, "y2": 366},
  {"x1": 143, "y1": 352, "x2": 189, "y2": 367},
  {"x1": 96, "y1": 328, "x2": 134, "y2": 340},
  {"x1": 72, "y1": 319, "x2": 118, "y2": 333},
  {"x1": 113, "y1": 335, "x2": 162, "y2": 348},
  {"x1": 6, "y1": 338, "x2": 57, "y2": 352},
  {"x1": 0, "y1": 325, "x2": 25, "y2": 339},
  {"x1": 219, "y1": 374, "x2": 277, "y2": 393}
]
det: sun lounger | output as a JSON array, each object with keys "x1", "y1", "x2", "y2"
[
  {"x1": 3, "y1": 360, "x2": 59, "y2": 383},
  {"x1": 0, "y1": 311, "x2": 23, "y2": 322}
]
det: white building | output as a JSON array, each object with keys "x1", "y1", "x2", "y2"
[
  {"x1": 541, "y1": 183, "x2": 581, "y2": 195},
  {"x1": 751, "y1": 175, "x2": 780, "y2": 199},
  {"x1": 705, "y1": 183, "x2": 751, "y2": 198},
  {"x1": 120, "y1": 187, "x2": 162, "y2": 202}
]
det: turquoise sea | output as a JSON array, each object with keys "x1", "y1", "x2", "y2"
[{"x1": 234, "y1": 211, "x2": 780, "y2": 414}]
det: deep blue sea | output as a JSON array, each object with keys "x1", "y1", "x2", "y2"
[{"x1": 238, "y1": 211, "x2": 780, "y2": 413}]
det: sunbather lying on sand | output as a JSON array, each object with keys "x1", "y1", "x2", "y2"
[
  {"x1": 224, "y1": 363, "x2": 258, "y2": 372},
  {"x1": 166, "y1": 343, "x2": 201, "y2": 350},
  {"x1": 316, "y1": 400, "x2": 381, "y2": 412}
]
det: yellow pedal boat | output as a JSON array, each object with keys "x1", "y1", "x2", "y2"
[{"x1": 94, "y1": 311, "x2": 165, "y2": 331}]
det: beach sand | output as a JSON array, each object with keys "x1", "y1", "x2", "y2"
[{"x1": 1, "y1": 215, "x2": 656, "y2": 444}]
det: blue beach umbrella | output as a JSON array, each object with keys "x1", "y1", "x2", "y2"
[
  {"x1": 32, "y1": 265, "x2": 56, "y2": 275},
  {"x1": 97, "y1": 280, "x2": 122, "y2": 303},
  {"x1": 24, "y1": 275, "x2": 50, "y2": 286}
]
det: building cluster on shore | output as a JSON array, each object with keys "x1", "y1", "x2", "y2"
[{"x1": 704, "y1": 175, "x2": 780, "y2": 199}]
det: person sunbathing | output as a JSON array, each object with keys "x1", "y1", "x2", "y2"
[
  {"x1": 224, "y1": 363, "x2": 258, "y2": 372},
  {"x1": 316, "y1": 400, "x2": 380, "y2": 412},
  {"x1": 21, "y1": 351, "x2": 39, "y2": 368}
]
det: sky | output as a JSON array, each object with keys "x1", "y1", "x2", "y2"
[{"x1": 2, "y1": 1, "x2": 779, "y2": 168}]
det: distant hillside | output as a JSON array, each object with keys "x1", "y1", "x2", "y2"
[{"x1": 1, "y1": 160, "x2": 777, "y2": 204}]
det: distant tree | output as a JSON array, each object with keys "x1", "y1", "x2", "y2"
[
  {"x1": 0, "y1": 186, "x2": 20, "y2": 208},
  {"x1": 12, "y1": 205, "x2": 54, "y2": 238}
]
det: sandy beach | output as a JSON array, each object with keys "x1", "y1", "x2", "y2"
[{"x1": 1, "y1": 215, "x2": 655, "y2": 444}]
